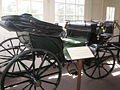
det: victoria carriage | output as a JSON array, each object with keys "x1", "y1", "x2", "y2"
[{"x1": 0, "y1": 14, "x2": 119, "y2": 90}]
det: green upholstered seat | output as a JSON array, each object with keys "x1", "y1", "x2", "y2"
[{"x1": 62, "y1": 37, "x2": 87, "y2": 60}]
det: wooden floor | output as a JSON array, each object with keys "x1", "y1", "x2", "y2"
[
  {"x1": 57, "y1": 61, "x2": 120, "y2": 90},
  {"x1": 1, "y1": 61, "x2": 120, "y2": 90}
]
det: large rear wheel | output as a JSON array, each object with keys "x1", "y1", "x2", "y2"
[{"x1": 0, "y1": 49, "x2": 62, "y2": 90}]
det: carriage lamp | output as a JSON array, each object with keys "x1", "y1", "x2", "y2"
[
  {"x1": 97, "y1": 23, "x2": 101, "y2": 26},
  {"x1": 102, "y1": 29, "x2": 106, "y2": 33},
  {"x1": 97, "y1": 22, "x2": 102, "y2": 26},
  {"x1": 97, "y1": 35, "x2": 100, "y2": 40}
]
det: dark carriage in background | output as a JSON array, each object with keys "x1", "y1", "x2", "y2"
[
  {"x1": 65, "y1": 20, "x2": 114, "y2": 45},
  {"x1": 65, "y1": 20, "x2": 116, "y2": 79},
  {"x1": 0, "y1": 13, "x2": 119, "y2": 90}
]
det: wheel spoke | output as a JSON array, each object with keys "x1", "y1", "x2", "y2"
[
  {"x1": 30, "y1": 53, "x2": 36, "y2": 76},
  {"x1": 0, "y1": 57, "x2": 12, "y2": 60},
  {"x1": 34, "y1": 85, "x2": 36, "y2": 90},
  {"x1": 102, "y1": 66, "x2": 109, "y2": 73},
  {"x1": 40, "y1": 71, "x2": 59, "y2": 78},
  {"x1": 85, "y1": 64, "x2": 96, "y2": 70},
  {"x1": 10, "y1": 39, "x2": 16, "y2": 55},
  {"x1": 0, "y1": 61, "x2": 9, "y2": 68},
  {"x1": 16, "y1": 43, "x2": 21, "y2": 55},
  {"x1": 20, "y1": 47, "x2": 27, "y2": 52},
  {"x1": 12, "y1": 63, "x2": 16, "y2": 72},
  {"x1": 21, "y1": 82, "x2": 32, "y2": 90},
  {"x1": 101, "y1": 56, "x2": 110, "y2": 62},
  {"x1": 98, "y1": 66, "x2": 101, "y2": 77},
  {"x1": 18, "y1": 60, "x2": 32, "y2": 75},
  {"x1": 17, "y1": 62, "x2": 22, "y2": 72},
  {"x1": 38, "y1": 61, "x2": 56, "y2": 76},
  {"x1": 100, "y1": 52, "x2": 106, "y2": 60},
  {"x1": 40, "y1": 85, "x2": 45, "y2": 90},
  {"x1": 6, "y1": 72, "x2": 32, "y2": 78},
  {"x1": 102, "y1": 63, "x2": 113, "y2": 66},
  {"x1": 0, "y1": 55, "x2": 12, "y2": 58},
  {"x1": 29, "y1": 84, "x2": 33, "y2": 90},
  {"x1": 4, "y1": 79, "x2": 30, "y2": 89},
  {"x1": 41, "y1": 80, "x2": 57, "y2": 86},
  {"x1": 96, "y1": 51, "x2": 99, "y2": 59},
  {"x1": 91, "y1": 66, "x2": 97, "y2": 77},
  {"x1": 1, "y1": 45, "x2": 14, "y2": 56},
  {"x1": 37, "y1": 53, "x2": 47, "y2": 74}
]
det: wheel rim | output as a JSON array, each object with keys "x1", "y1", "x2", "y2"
[
  {"x1": 117, "y1": 50, "x2": 120, "y2": 61},
  {"x1": 1, "y1": 49, "x2": 62, "y2": 90},
  {"x1": 0, "y1": 37, "x2": 27, "y2": 72},
  {"x1": 83, "y1": 48, "x2": 115, "y2": 79}
]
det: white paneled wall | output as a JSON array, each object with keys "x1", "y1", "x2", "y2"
[
  {"x1": 84, "y1": 0, "x2": 104, "y2": 20},
  {"x1": 103, "y1": 0, "x2": 120, "y2": 42},
  {"x1": 84, "y1": 0, "x2": 120, "y2": 21},
  {"x1": 84, "y1": 0, "x2": 120, "y2": 42}
]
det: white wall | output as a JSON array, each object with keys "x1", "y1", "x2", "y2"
[
  {"x1": 84, "y1": 0, "x2": 120, "y2": 21},
  {"x1": 103, "y1": 0, "x2": 120, "y2": 42},
  {"x1": 84, "y1": 0, "x2": 104, "y2": 20},
  {"x1": 0, "y1": 0, "x2": 2, "y2": 17},
  {"x1": 0, "y1": 0, "x2": 120, "y2": 22},
  {"x1": 84, "y1": 0, "x2": 120, "y2": 42},
  {"x1": 84, "y1": 0, "x2": 92, "y2": 20},
  {"x1": 43, "y1": 0, "x2": 55, "y2": 23},
  {"x1": 103, "y1": 0, "x2": 120, "y2": 20}
]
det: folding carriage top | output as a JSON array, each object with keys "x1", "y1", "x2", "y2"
[
  {"x1": 0, "y1": 13, "x2": 64, "y2": 37},
  {"x1": 0, "y1": 14, "x2": 65, "y2": 62}
]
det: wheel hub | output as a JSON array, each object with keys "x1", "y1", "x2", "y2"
[
  {"x1": 30, "y1": 76, "x2": 41, "y2": 87},
  {"x1": 34, "y1": 80, "x2": 41, "y2": 87}
]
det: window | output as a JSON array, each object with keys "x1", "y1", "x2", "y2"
[
  {"x1": 55, "y1": 0, "x2": 85, "y2": 23},
  {"x1": 2, "y1": 0, "x2": 43, "y2": 19},
  {"x1": 106, "y1": 7, "x2": 115, "y2": 21}
]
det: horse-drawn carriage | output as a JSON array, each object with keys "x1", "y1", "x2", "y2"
[{"x1": 0, "y1": 14, "x2": 119, "y2": 90}]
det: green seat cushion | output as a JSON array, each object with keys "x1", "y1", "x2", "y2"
[
  {"x1": 62, "y1": 37, "x2": 87, "y2": 47},
  {"x1": 62, "y1": 37, "x2": 87, "y2": 60}
]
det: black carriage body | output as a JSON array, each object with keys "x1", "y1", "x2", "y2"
[
  {"x1": 0, "y1": 14, "x2": 65, "y2": 62},
  {"x1": 0, "y1": 14, "x2": 114, "y2": 62},
  {"x1": 65, "y1": 21, "x2": 114, "y2": 45},
  {"x1": 17, "y1": 32, "x2": 65, "y2": 62}
]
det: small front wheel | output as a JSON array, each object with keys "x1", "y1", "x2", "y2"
[{"x1": 83, "y1": 47, "x2": 115, "y2": 79}]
